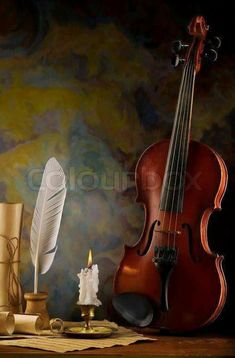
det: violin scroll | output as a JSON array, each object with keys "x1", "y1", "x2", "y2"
[
  {"x1": 188, "y1": 15, "x2": 209, "y2": 38},
  {"x1": 171, "y1": 17, "x2": 222, "y2": 71},
  {"x1": 171, "y1": 16, "x2": 209, "y2": 72}
]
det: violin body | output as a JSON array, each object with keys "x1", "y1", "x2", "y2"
[
  {"x1": 114, "y1": 139, "x2": 227, "y2": 332},
  {"x1": 113, "y1": 16, "x2": 228, "y2": 332}
]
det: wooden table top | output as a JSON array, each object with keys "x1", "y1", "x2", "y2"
[{"x1": 0, "y1": 334, "x2": 235, "y2": 357}]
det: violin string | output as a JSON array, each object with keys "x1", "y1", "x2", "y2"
[
  {"x1": 160, "y1": 61, "x2": 190, "y2": 247},
  {"x1": 166, "y1": 58, "x2": 193, "y2": 248},
  {"x1": 173, "y1": 61, "x2": 196, "y2": 246},
  {"x1": 171, "y1": 59, "x2": 195, "y2": 247},
  {"x1": 172, "y1": 60, "x2": 194, "y2": 248},
  {"x1": 172, "y1": 59, "x2": 194, "y2": 242},
  {"x1": 162, "y1": 58, "x2": 191, "y2": 247},
  {"x1": 159, "y1": 59, "x2": 190, "y2": 248}
]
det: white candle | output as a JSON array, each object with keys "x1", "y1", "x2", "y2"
[{"x1": 77, "y1": 250, "x2": 101, "y2": 306}]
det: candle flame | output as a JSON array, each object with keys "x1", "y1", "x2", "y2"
[{"x1": 87, "y1": 249, "x2": 93, "y2": 268}]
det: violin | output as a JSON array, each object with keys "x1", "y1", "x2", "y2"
[{"x1": 113, "y1": 16, "x2": 227, "y2": 332}]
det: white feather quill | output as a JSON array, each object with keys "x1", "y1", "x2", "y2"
[{"x1": 30, "y1": 157, "x2": 67, "y2": 293}]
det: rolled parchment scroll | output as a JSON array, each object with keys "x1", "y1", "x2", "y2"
[
  {"x1": 0, "y1": 313, "x2": 43, "y2": 336},
  {"x1": 14, "y1": 314, "x2": 43, "y2": 335},
  {"x1": 0, "y1": 203, "x2": 24, "y2": 314},
  {"x1": 0, "y1": 311, "x2": 15, "y2": 335}
]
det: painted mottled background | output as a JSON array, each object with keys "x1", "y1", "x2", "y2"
[{"x1": 0, "y1": 0, "x2": 234, "y2": 329}]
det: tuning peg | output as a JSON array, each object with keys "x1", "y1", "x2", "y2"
[
  {"x1": 171, "y1": 40, "x2": 189, "y2": 54},
  {"x1": 207, "y1": 36, "x2": 222, "y2": 49},
  {"x1": 212, "y1": 36, "x2": 221, "y2": 49},
  {"x1": 171, "y1": 54, "x2": 185, "y2": 68},
  {"x1": 203, "y1": 49, "x2": 218, "y2": 63}
]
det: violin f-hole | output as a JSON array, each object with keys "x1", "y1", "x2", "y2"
[{"x1": 137, "y1": 219, "x2": 160, "y2": 256}]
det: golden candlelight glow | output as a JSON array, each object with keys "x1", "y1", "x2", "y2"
[{"x1": 87, "y1": 249, "x2": 93, "y2": 268}]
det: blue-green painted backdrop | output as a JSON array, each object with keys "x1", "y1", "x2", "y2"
[{"x1": 0, "y1": 1, "x2": 234, "y2": 323}]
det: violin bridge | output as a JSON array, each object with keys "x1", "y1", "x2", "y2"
[{"x1": 154, "y1": 229, "x2": 181, "y2": 236}]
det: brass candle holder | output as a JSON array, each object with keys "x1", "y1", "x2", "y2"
[
  {"x1": 64, "y1": 304, "x2": 113, "y2": 338},
  {"x1": 80, "y1": 304, "x2": 95, "y2": 333},
  {"x1": 63, "y1": 250, "x2": 112, "y2": 338}
]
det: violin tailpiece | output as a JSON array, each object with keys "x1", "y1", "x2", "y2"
[{"x1": 153, "y1": 247, "x2": 178, "y2": 312}]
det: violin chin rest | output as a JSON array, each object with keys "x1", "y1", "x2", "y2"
[{"x1": 112, "y1": 292, "x2": 154, "y2": 327}]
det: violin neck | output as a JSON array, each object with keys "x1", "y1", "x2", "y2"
[{"x1": 160, "y1": 58, "x2": 196, "y2": 213}]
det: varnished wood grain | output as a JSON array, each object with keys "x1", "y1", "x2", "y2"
[
  {"x1": 0, "y1": 335, "x2": 235, "y2": 356},
  {"x1": 114, "y1": 140, "x2": 228, "y2": 332}
]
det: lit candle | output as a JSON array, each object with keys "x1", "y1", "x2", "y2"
[{"x1": 77, "y1": 250, "x2": 101, "y2": 306}]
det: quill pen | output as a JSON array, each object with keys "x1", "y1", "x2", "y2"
[{"x1": 30, "y1": 157, "x2": 67, "y2": 293}]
